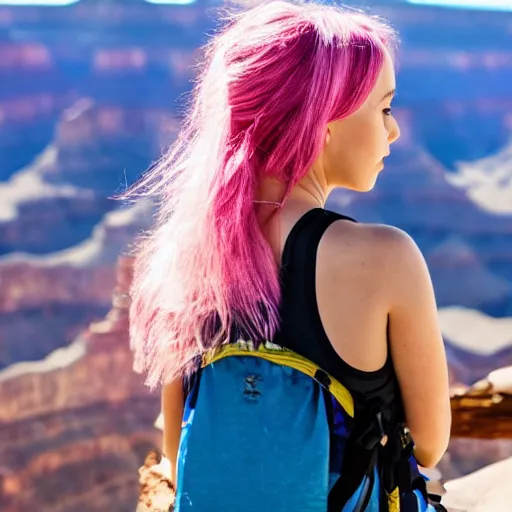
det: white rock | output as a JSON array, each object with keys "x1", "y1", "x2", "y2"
[
  {"x1": 443, "y1": 457, "x2": 512, "y2": 512},
  {"x1": 439, "y1": 307, "x2": 512, "y2": 355},
  {"x1": 487, "y1": 366, "x2": 512, "y2": 394}
]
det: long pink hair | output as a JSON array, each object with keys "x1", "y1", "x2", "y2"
[{"x1": 126, "y1": 1, "x2": 397, "y2": 388}]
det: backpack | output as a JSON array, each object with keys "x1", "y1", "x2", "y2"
[{"x1": 174, "y1": 340, "x2": 446, "y2": 511}]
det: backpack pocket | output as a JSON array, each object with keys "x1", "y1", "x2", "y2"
[{"x1": 175, "y1": 356, "x2": 331, "y2": 511}]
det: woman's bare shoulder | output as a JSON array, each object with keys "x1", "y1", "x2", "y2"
[{"x1": 324, "y1": 219, "x2": 422, "y2": 271}]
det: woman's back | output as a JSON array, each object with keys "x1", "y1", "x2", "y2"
[
  {"x1": 265, "y1": 203, "x2": 450, "y2": 467},
  {"x1": 274, "y1": 207, "x2": 391, "y2": 370},
  {"x1": 271, "y1": 207, "x2": 396, "y2": 403}
]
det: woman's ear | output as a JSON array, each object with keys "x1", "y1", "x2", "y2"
[{"x1": 325, "y1": 127, "x2": 331, "y2": 146}]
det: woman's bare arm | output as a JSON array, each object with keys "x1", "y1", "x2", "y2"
[
  {"x1": 384, "y1": 227, "x2": 451, "y2": 468},
  {"x1": 161, "y1": 379, "x2": 184, "y2": 484}
]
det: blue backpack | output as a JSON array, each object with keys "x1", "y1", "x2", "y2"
[{"x1": 174, "y1": 340, "x2": 446, "y2": 511}]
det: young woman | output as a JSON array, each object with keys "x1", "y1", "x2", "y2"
[{"x1": 127, "y1": 0, "x2": 451, "y2": 500}]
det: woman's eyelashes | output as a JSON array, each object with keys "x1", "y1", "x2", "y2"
[{"x1": 383, "y1": 108, "x2": 393, "y2": 116}]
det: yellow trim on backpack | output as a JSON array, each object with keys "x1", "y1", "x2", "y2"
[
  {"x1": 388, "y1": 486, "x2": 400, "y2": 512},
  {"x1": 202, "y1": 341, "x2": 354, "y2": 418}
]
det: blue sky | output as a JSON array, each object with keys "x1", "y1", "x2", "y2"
[
  {"x1": 0, "y1": 0, "x2": 196, "y2": 4},
  {"x1": 0, "y1": 0, "x2": 510, "y2": 10},
  {"x1": 408, "y1": 0, "x2": 512, "y2": 11}
]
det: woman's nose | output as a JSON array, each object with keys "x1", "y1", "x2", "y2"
[{"x1": 388, "y1": 116, "x2": 400, "y2": 144}]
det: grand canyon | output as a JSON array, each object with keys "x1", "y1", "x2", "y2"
[{"x1": 0, "y1": 1, "x2": 511, "y2": 510}]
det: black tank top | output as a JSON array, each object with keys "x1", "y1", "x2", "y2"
[{"x1": 273, "y1": 208, "x2": 404, "y2": 417}]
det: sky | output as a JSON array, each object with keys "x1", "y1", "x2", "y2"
[
  {"x1": 0, "y1": 0, "x2": 196, "y2": 5},
  {"x1": 0, "y1": 0, "x2": 510, "y2": 10},
  {"x1": 407, "y1": 0, "x2": 512, "y2": 11}
]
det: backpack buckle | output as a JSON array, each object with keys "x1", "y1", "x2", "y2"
[
  {"x1": 358, "y1": 412, "x2": 388, "y2": 451},
  {"x1": 376, "y1": 412, "x2": 388, "y2": 447},
  {"x1": 314, "y1": 369, "x2": 331, "y2": 389}
]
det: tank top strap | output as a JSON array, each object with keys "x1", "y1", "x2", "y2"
[{"x1": 281, "y1": 208, "x2": 356, "y2": 272}]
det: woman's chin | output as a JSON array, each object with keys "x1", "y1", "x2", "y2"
[
  {"x1": 355, "y1": 176, "x2": 379, "y2": 193},
  {"x1": 338, "y1": 168, "x2": 381, "y2": 193}
]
